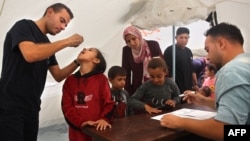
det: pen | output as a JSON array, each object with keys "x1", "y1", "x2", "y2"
[{"x1": 179, "y1": 91, "x2": 195, "y2": 97}]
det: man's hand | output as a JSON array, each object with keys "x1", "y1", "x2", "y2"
[
  {"x1": 183, "y1": 90, "x2": 205, "y2": 105},
  {"x1": 160, "y1": 114, "x2": 182, "y2": 129},
  {"x1": 66, "y1": 33, "x2": 84, "y2": 47}
]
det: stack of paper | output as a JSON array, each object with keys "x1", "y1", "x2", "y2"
[{"x1": 151, "y1": 108, "x2": 217, "y2": 120}]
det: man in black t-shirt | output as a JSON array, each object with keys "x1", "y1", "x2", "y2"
[{"x1": 0, "y1": 3, "x2": 83, "y2": 141}]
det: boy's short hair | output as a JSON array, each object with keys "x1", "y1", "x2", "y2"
[
  {"x1": 147, "y1": 57, "x2": 168, "y2": 72},
  {"x1": 108, "y1": 66, "x2": 127, "y2": 79},
  {"x1": 176, "y1": 27, "x2": 189, "y2": 36}
]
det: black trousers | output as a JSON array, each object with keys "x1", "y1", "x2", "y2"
[{"x1": 0, "y1": 108, "x2": 39, "y2": 141}]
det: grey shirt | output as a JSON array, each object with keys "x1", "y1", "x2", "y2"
[{"x1": 128, "y1": 78, "x2": 180, "y2": 112}]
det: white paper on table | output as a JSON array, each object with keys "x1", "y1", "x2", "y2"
[{"x1": 151, "y1": 108, "x2": 217, "y2": 120}]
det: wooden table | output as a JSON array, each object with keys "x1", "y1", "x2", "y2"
[{"x1": 82, "y1": 103, "x2": 215, "y2": 141}]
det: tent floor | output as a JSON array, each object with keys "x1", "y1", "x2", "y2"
[{"x1": 38, "y1": 123, "x2": 68, "y2": 141}]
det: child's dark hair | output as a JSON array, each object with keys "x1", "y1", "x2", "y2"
[
  {"x1": 108, "y1": 66, "x2": 127, "y2": 79},
  {"x1": 206, "y1": 63, "x2": 217, "y2": 74},
  {"x1": 147, "y1": 57, "x2": 168, "y2": 73},
  {"x1": 95, "y1": 48, "x2": 106, "y2": 73},
  {"x1": 201, "y1": 86, "x2": 211, "y2": 97}
]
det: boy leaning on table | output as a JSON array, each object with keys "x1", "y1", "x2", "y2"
[{"x1": 128, "y1": 57, "x2": 180, "y2": 115}]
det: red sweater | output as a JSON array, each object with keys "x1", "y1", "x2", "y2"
[{"x1": 62, "y1": 71, "x2": 115, "y2": 141}]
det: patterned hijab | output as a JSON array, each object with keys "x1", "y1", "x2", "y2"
[{"x1": 123, "y1": 25, "x2": 151, "y2": 82}]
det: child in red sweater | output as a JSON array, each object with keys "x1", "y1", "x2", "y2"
[{"x1": 61, "y1": 48, "x2": 115, "y2": 141}]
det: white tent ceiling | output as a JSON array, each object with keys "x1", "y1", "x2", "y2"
[
  {"x1": 1, "y1": 0, "x2": 250, "y2": 130},
  {"x1": 131, "y1": 0, "x2": 214, "y2": 29}
]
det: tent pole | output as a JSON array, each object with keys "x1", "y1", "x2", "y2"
[{"x1": 172, "y1": 25, "x2": 176, "y2": 82}]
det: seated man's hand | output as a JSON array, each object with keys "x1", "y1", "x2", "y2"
[{"x1": 183, "y1": 91, "x2": 205, "y2": 105}]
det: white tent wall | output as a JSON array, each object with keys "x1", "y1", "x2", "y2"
[
  {"x1": 0, "y1": 0, "x2": 250, "y2": 140},
  {"x1": 216, "y1": 0, "x2": 250, "y2": 53}
]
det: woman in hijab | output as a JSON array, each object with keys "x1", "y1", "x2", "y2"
[{"x1": 122, "y1": 25, "x2": 163, "y2": 96}]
